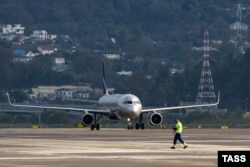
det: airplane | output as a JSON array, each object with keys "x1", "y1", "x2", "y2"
[{"x1": 6, "y1": 62, "x2": 220, "y2": 130}]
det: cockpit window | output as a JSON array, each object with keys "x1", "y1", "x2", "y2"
[
  {"x1": 134, "y1": 101, "x2": 141, "y2": 104},
  {"x1": 124, "y1": 101, "x2": 141, "y2": 105}
]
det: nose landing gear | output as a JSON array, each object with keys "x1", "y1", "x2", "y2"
[
  {"x1": 127, "y1": 118, "x2": 133, "y2": 129},
  {"x1": 127, "y1": 122, "x2": 133, "y2": 129}
]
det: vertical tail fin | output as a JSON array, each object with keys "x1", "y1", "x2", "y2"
[{"x1": 102, "y1": 62, "x2": 109, "y2": 95}]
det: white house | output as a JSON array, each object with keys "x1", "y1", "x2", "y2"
[
  {"x1": 52, "y1": 57, "x2": 69, "y2": 72},
  {"x1": 31, "y1": 30, "x2": 48, "y2": 40},
  {"x1": 54, "y1": 57, "x2": 65, "y2": 65},
  {"x1": 12, "y1": 24, "x2": 25, "y2": 34},
  {"x1": 48, "y1": 34, "x2": 57, "y2": 40},
  {"x1": 31, "y1": 30, "x2": 57, "y2": 40},
  {"x1": 25, "y1": 51, "x2": 37, "y2": 57},
  {"x1": 1, "y1": 24, "x2": 25, "y2": 35},
  {"x1": 116, "y1": 70, "x2": 132, "y2": 76},
  {"x1": 101, "y1": 53, "x2": 121, "y2": 60}
]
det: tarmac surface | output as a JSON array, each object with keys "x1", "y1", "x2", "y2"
[{"x1": 0, "y1": 128, "x2": 249, "y2": 167}]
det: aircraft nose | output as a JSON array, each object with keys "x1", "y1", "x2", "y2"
[{"x1": 131, "y1": 104, "x2": 142, "y2": 117}]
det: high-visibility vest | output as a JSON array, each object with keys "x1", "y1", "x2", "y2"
[{"x1": 175, "y1": 121, "x2": 183, "y2": 133}]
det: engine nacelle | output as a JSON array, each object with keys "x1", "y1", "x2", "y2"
[
  {"x1": 81, "y1": 113, "x2": 94, "y2": 126},
  {"x1": 149, "y1": 112, "x2": 163, "y2": 126}
]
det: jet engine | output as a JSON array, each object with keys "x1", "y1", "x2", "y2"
[
  {"x1": 81, "y1": 113, "x2": 94, "y2": 126},
  {"x1": 149, "y1": 112, "x2": 163, "y2": 126}
]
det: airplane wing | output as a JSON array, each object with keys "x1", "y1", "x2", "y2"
[
  {"x1": 6, "y1": 93, "x2": 110, "y2": 115},
  {"x1": 141, "y1": 91, "x2": 220, "y2": 113}
]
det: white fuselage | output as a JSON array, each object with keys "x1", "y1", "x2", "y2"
[{"x1": 97, "y1": 94, "x2": 142, "y2": 120}]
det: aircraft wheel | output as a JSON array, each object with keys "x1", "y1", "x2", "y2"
[
  {"x1": 141, "y1": 123, "x2": 145, "y2": 129},
  {"x1": 136, "y1": 123, "x2": 140, "y2": 129},
  {"x1": 91, "y1": 124, "x2": 95, "y2": 130},
  {"x1": 127, "y1": 125, "x2": 133, "y2": 130},
  {"x1": 96, "y1": 123, "x2": 100, "y2": 130}
]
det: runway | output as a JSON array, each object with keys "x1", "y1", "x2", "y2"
[{"x1": 0, "y1": 128, "x2": 249, "y2": 167}]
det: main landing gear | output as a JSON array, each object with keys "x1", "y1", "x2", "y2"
[
  {"x1": 91, "y1": 123, "x2": 100, "y2": 130},
  {"x1": 90, "y1": 113, "x2": 103, "y2": 130},
  {"x1": 135, "y1": 123, "x2": 145, "y2": 129}
]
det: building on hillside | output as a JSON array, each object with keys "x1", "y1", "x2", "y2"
[
  {"x1": 116, "y1": 71, "x2": 132, "y2": 76},
  {"x1": 48, "y1": 34, "x2": 57, "y2": 40},
  {"x1": 13, "y1": 50, "x2": 36, "y2": 63},
  {"x1": 13, "y1": 49, "x2": 25, "y2": 56},
  {"x1": 31, "y1": 30, "x2": 57, "y2": 40},
  {"x1": 31, "y1": 30, "x2": 48, "y2": 40},
  {"x1": 52, "y1": 57, "x2": 69, "y2": 72},
  {"x1": 55, "y1": 89, "x2": 91, "y2": 100},
  {"x1": 1, "y1": 24, "x2": 25, "y2": 35},
  {"x1": 31, "y1": 85, "x2": 94, "y2": 100},
  {"x1": 37, "y1": 45, "x2": 55, "y2": 55},
  {"x1": 54, "y1": 57, "x2": 65, "y2": 65},
  {"x1": 101, "y1": 53, "x2": 121, "y2": 60},
  {"x1": 26, "y1": 51, "x2": 36, "y2": 57},
  {"x1": 55, "y1": 88, "x2": 73, "y2": 100},
  {"x1": 169, "y1": 67, "x2": 184, "y2": 75},
  {"x1": 73, "y1": 90, "x2": 90, "y2": 99}
]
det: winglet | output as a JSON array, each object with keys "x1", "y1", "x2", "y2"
[
  {"x1": 6, "y1": 92, "x2": 13, "y2": 106},
  {"x1": 102, "y1": 62, "x2": 109, "y2": 95},
  {"x1": 216, "y1": 91, "x2": 220, "y2": 105}
]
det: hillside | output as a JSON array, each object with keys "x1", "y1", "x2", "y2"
[
  {"x1": 0, "y1": 0, "x2": 250, "y2": 111},
  {"x1": 0, "y1": 0, "x2": 249, "y2": 62}
]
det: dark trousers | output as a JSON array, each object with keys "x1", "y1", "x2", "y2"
[{"x1": 173, "y1": 133, "x2": 185, "y2": 145}]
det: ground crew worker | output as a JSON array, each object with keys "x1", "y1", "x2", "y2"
[{"x1": 171, "y1": 119, "x2": 188, "y2": 149}]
